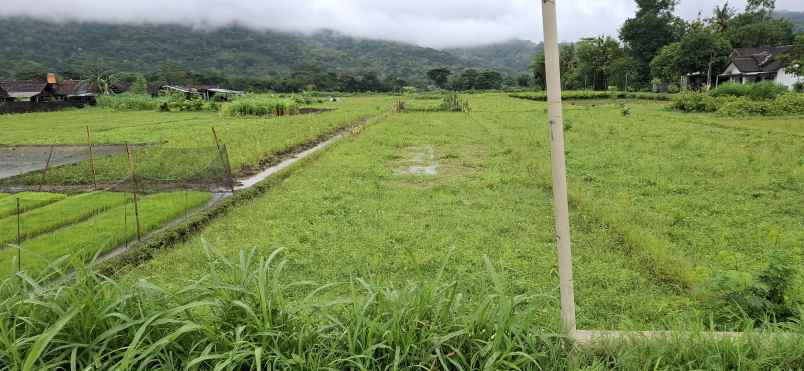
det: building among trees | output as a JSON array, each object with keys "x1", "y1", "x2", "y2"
[{"x1": 719, "y1": 46, "x2": 801, "y2": 89}]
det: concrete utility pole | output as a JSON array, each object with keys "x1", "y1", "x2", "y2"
[{"x1": 541, "y1": 0, "x2": 577, "y2": 337}]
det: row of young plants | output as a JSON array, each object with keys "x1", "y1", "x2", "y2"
[
  {"x1": 510, "y1": 90, "x2": 673, "y2": 101},
  {"x1": 2, "y1": 248, "x2": 803, "y2": 370},
  {"x1": 0, "y1": 191, "x2": 212, "y2": 276},
  {"x1": 0, "y1": 192, "x2": 128, "y2": 245},
  {"x1": 671, "y1": 81, "x2": 804, "y2": 116}
]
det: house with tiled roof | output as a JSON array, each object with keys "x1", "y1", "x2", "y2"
[
  {"x1": 719, "y1": 46, "x2": 802, "y2": 90},
  {"x1": 0, "y1": 74, "x2": 65, "y2": 102}
]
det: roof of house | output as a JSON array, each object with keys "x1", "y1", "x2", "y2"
[
  {"x1": 58, "y1": 80, "x2": 97, "y2": 97},
  {"x1": 0, "y1": 81, "x2": 51, "y2": 99},
  {"x1": 726, "y1": 46, "x2": 793, "y2": 74}
]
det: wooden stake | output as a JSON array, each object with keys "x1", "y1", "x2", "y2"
[
  {"x1": 86, "y1": 126, "x2": 97, "y2": 191},
  {"x1": 542, "y1": 0, "x2": 577, "y2": 338},
  {"x1": 212, "y1": 127, "x2": 222, "y2": 152},
  {"x1": 222, "y1": 144, "x2": 235, "y2": 193},
  {"x1": 39, "y1": 145, "x2": 55, "y2": 191},
  {"x1": 126, "y1": 144, "x2": 142, "y2": 241}
]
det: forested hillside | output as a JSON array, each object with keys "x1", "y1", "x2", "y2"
[
  {"x1": 0, "y1": 17, "x2": 539, "y2": 85},
  {"x1": 446, "y1": 40, "x2": 543, "y2": 73},
  {"x1": 776, "y1": 10, "x2": 804, "y2": 32}
]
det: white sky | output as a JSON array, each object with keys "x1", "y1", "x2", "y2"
[{"x1": 1, "y1": 0, "x2": 802, "y2": 48}]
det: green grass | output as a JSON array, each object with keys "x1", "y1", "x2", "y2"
[
  {"x1": 1, "y1": 93, "x2": 803, "y2": 368},
  {"x1": 2, "y1": 245, "x2": 802, "y2": 370},
  {"x1": 128, "y1": 94, "x2": 803, "y2": 330},
  {"x1": 129, "y1": 97, "x2": 696, "y2": 330},
  {"x1": 0, "y1": 191, "x2": 211, "y2": 276},
  {"x1": 0, "y1": 193, "x2": 66, "y2": 218},
  {"x1": 0, "y1": 192, "x2": 130, "y2": 245}
]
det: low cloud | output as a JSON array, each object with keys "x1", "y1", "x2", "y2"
[{"x1": 1, "y1": 0, "x2": 801, "y2": 48}]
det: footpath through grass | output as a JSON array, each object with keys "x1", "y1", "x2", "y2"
[
  {"x1": 0, "y1": 192, "x2": 129, "y2": 245},
  {"x1": 0, "y1": 191, "x2": 211, "y2": 276}
]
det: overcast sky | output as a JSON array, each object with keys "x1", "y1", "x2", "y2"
[{"x1": 1, "y1": 0, "x2": 802, "y2": 48}]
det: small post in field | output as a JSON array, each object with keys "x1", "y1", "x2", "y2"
[
  {"x1": 211, "y1": 127, "x2": 222, "y2": 152},
  {"x1": 222, "y1": 144, "x2": 235, "y2": 193},
  {"x1": 39, "y1": 145, "x2": 55, "y2": 191},
  {"x1": 541, "y1": 0, "x2": 577, "y2": 338},
  {"x1": 126, "y1": 144, "x2": 142, "y2": 241},
  {"x1": 16, "y1": 198, "x2": 22, "y2": 272},
  {"x1": 86, "y1": 126, "x2": 97, "y2": 190}
]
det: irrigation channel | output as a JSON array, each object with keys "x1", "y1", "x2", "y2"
[{"x1": 93, "y1": 123, "x2": 361, "y2": 267}]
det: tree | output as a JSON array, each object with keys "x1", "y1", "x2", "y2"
[
  {"x1": 130, "y1": 75, "x2": 149, "y2": 95},
  {"x1": 516, "y1": 74, "x2": 532, "y2": 88},
  {"x1": 676, "y1": 25, "x2": 732, "y2": 87},
  {"x1": 650, "y1": 42, "x2": 682, "y2": 83},
  {"x1": 575, "y1": 36, "x2": 624, "y2": 90},
  {"x1": 708, "y1": 2, "x2": 736, "y2": 33},
  {"x1": 426, "y1": 68, "x2": 451, "y2": 89},
  {"x1": 619, "y1": 0, "x2": 686, "y2": 87},
  {"x1": 781, "y1": 34, "x2": 804, "y2": 78},
  {"x1": 157, "y1": 63, "x2": 190, "y2": 85},
  {"x1": 474, "y1": 71, "x2": 503, "y2": 90},
  {"x1": 528, "y1": 52, "x2": 546, "y2": 88},
  {"x1": 454, "y1": 69, "x2": 479, "y2": 90},
  {"x1": 725, "y1": 1, "x2": 794, "y2": 48},
  {"x1": 609, "y1": 55, "x2": 640, "y2": 91}
]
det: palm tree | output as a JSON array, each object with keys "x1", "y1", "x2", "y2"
[{"x1": 709, "y1": 2, "x2": 735, "y2": 33}]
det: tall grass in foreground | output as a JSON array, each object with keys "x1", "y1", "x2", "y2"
[
  {"x1": 221, "y1": 96, "x2": 300, "y2": 117},
  {"x1": 1, "y1": 247, "x2": 802, "y2": 370}
]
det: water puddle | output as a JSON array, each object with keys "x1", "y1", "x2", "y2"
[{"x1": 394, "y1": 145, "x2": 439, "y2": 176}]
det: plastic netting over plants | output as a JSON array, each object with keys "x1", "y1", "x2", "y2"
[{"x1": 0, "y1": 144, "x2": 234, "y2": 192}]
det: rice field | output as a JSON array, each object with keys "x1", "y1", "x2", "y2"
[{"x1": 0, "y1": 190, "x2": 212, "y2": 276}]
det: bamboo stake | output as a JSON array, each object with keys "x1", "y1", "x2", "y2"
[
  {"x1": 86, "y1": 126, "x2": 97, "y2": 191},
  {"x1": 126, "y1": 144, "x2": 142, "y2": 241},
  {"x1": 541, "y1": 0, "x2": 577, "y2": 338},
  {"x1": 39, "y1": 145, "x2": 55, "y2": 191},
  {"x1": 222, "y1": 144, "x2": 235, "y2": 193}
]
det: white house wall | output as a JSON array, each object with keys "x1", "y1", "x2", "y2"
[{"x1": 775, "y1": 67, "x2": 802, "y2": 90}]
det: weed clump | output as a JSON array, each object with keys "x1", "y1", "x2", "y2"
[
  {"x1": 221, "y1": 95, "x2": 300, "y2": 117},
  {"x1": 707, "y1": 250, "x2": 802, "y2": 325},
  {"x1": 439, "y1": 94, "x2": 471, "y2": 112}
]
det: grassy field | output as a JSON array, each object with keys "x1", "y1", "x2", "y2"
[
  {"x1": 2, "y1": 93, "x2": 802, "y2": 368},
  {"x1": 125, "y1": 94, "x2": 803, "y2": 329},
  {"x1": 0, "y1": 191, "x2": 211, "y2": 276},
  {"x1": 0, "y1": 192, "x2": 129, "y2": 245}
]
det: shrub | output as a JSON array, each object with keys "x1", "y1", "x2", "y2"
[
  {"x1": 710, "y1": 81, "x2": 788, "y2": 100},
  {"x1": 96, "y1": 94, "x2": 165, "y2": 111},
  {"x1": 221, "y1": 95, "x2": 300, "y2": 117},
  {"x1": 716, "y1": 96, "x2": 769, "y2": 116},
  {"x1": 707, "y1": 250, "x2": 801, "y2": 325},
  {"x1": 766, "y1": 93, "x2": 804, "y2": 115},
  {"x1": 671, "y1": 92, "x2": 718, "y2": 112}
]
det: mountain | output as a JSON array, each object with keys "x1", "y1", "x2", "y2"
[
  {"x1": 775, "y1": 10, "x2": 804, "y2": 32},
  {"x1": 446, "y1": 40, "x2": 544, "y2": 74},
  {"x1": 0, "y1": 17, "x2": 489, "y2": 82}
]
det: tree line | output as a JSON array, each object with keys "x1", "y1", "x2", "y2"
[{"x1": 527, "y1": 0, "x2": 801, "y2": 92}]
